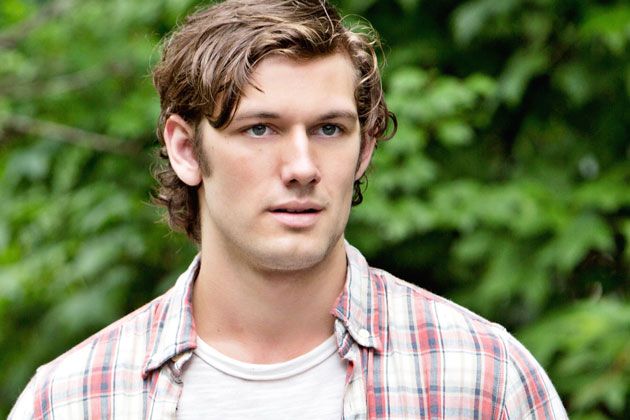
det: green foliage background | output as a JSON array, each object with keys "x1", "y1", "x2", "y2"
[{"x1": 0, "y1": 0, "x2": 628, "y2": 418}]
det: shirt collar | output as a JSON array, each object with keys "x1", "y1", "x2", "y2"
[
  {"x1": 142, "y1": 255, "x2": 200, "y2": 377},
  {"x1": 142, "y1": 241, "x2": 384, "y2": 376},
  {"x1": 331, "y1": 241, "x2": 384, "y2": 352}
]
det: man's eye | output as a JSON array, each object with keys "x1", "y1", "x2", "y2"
[
  {"x1": 319, "y1": 124, "x2": 341, "y2": 136},
  {"x1": 246, "y1": 124, "x2": 269, "y2": 137}
]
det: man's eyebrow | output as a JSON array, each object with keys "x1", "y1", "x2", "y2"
[
  {"x1": 317, "y1": 110, "x2": 359, "y2": 121},
  {"x1": 231, "y1": 111, "x2": 281, "y2": 122},
  {"x1": 231, "y1": 110, "x2": 359, "y2": 122}
]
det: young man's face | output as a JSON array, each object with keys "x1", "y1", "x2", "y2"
[{"x1": 196, "y1": 53, "x2": 374, "y2": 271}]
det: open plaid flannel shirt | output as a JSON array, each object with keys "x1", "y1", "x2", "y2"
[{"x1": 11, "y1": 243, "x2": 567, "y2": 419}]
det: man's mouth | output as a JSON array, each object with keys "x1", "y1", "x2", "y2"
[
  {"x1": 269, "y1": 201, "x2": 324, "y2": 213},
  {"x1": 268, "y1": 202, "x2": 324, "y2": 228},
  {"x1": 271, "y1": 208, "x2": 320, "y2": 214}
]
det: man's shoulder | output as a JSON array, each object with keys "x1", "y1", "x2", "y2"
[
  {"x1": 9, "y1": 288, "x2": 187, "y2": 419},
  {"x1": 367, "y1": 266, "x2": 536, "y2": 366},
  {"x1": 28, "y1": 292, "x2": 167, "y2": 399},
  {"x1": 367, "y1": 267, "x2": 567, "y2": 418},
  {"x1": 345, "y1": 242, "x2": 510, "y2": 349},
  {"x1": 370, "y1": 266, "x2": 506, "y2": 334}
]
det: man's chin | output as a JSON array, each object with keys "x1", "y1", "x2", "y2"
[
  {"x1": 258, "y1": 249, "x2": 327, "y2": 272},
  {"x1": 251, "y1": 236, "x2": 341, "y2": 273}
]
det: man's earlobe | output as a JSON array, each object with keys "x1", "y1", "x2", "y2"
[
  {"x1": 163, "y1": 115, "x2": 202, "y2": 186},
  {"x1": 355, "y1": 138, "x2": 377, "y2": 181}
]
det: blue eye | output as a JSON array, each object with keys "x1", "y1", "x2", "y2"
[
  {"x1": 320, "y1": 124, "x2": 341, "y2": 136},
  {"x1": 247, "y1": 124, "x2": 269, "y2": 137}
]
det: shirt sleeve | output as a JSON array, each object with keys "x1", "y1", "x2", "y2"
[
  {"x1": 501, "y1": 335, "x2": 568, "y2": 419},
  {"x1": 8, "y1": 376, "x2": 35, "y2": 420}
]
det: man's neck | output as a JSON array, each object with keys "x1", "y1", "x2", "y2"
[{"x1": 192, "y1": 239, "x2": 347, "y2": 364}]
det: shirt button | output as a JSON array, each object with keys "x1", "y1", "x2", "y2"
[{"x1": 358, "y1": 328, "x2": 370, "y2": 339}]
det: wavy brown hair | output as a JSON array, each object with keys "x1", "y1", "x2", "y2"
[{"x1": 152, "y1": 0, "x2": 396, "y2": 243}]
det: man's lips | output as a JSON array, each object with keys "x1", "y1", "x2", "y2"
[
  {"x1": 268, "y1": 201, "x2": 324, "y2": 228},
  {"x1": 270, "y1": 208, "x2": 320, "y2": 213},
  {"x1": 268, "y1": 201, "x2": 324, "y2": 213}
]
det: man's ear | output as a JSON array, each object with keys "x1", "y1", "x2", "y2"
[
  {"x1": 355, "y1": 138, "x2": 377, "y2": 181},
  {"x1": 163, "y1": 115, "x2": 202, "y2": 186}
]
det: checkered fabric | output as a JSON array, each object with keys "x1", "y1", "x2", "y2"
[{"x1": 10, "y1": 243, "x2": 567, "y2": 419}]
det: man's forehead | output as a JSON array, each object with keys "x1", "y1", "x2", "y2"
[{"x1": 231, "y1": 53, "x2": 358, "y2": 115}]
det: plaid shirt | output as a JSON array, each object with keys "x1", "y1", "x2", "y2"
[{"x1": 11, "y1": 243, "x2": 567, "y2": 419}]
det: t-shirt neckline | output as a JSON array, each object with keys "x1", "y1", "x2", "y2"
[{"x1": 194, "y1": 335, "x2": 338, "y2": 381}]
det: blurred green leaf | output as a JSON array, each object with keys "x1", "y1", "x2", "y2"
[
  {"x1": 498, "y1": 49, "x2": 549, "y2": 106},
  {"x1": 539, "y1": 213, "x2": 614, "y2": 273},
  {"x1": 580, "y1": 5, "x2": 630, "y2": 55},
  {"x1": 553, "y1": 61, "x2": 594, "y2": 106},
  {"x1": 436, "y1": 119, "x2": 474, "y2": 146},
  {"x1": 451, "y1": 0, "x2": 520, "y2": 45}
]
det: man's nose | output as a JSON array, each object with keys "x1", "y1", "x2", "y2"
[{"x1": 280, "y1": 128, "x2": 321, "y2": 187}]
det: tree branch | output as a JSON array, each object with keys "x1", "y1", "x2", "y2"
[
  {"x1": 0, "y1": 67, "x2": 102, "y2": 98},
  {"x1": 0, "y1": 64, "x2": 131, "y2": 98},
  {"x1": 1, "y1": 115, "x2": 142, "y2": 156}
]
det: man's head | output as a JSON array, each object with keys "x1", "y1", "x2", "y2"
[{"x1": 153, "y1": 0, "x2": 395, "y2": 243}]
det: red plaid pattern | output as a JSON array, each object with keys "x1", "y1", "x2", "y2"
[{"x1": 11, "y1": 244, "x2": 567, "y2": 419}]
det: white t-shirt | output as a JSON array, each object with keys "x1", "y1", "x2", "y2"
[{"x1": 178, "y1": 335, "x2": 347, "y2": 419}]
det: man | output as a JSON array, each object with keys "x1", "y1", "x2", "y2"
[{"x1": 11, "y1": 0, "x2": 567, "y2": 418}]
